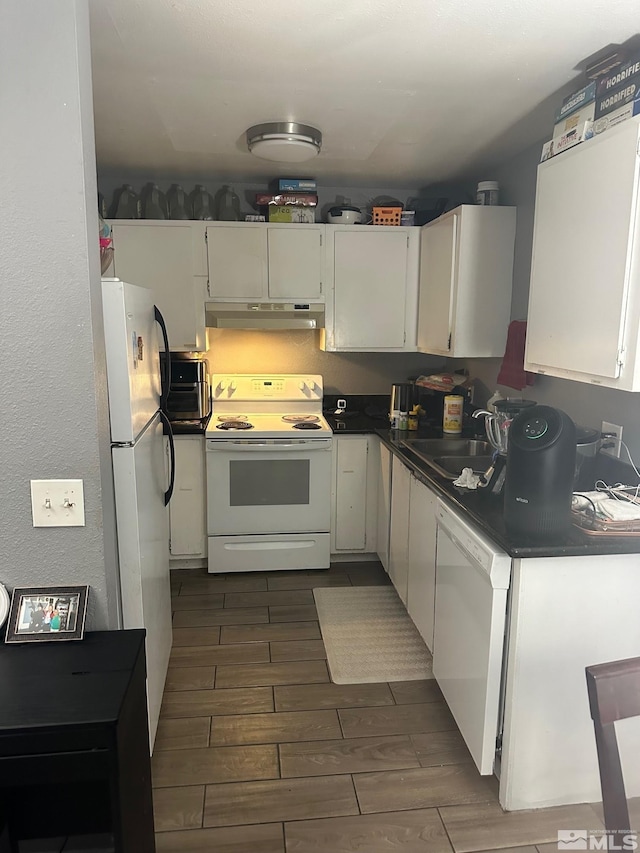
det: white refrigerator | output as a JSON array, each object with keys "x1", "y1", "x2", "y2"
[{"x1": 101, "y1": 277, "x2": 174, "y2": 749}]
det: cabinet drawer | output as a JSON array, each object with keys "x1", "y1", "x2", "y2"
[{"x1": 0, "y1": 748, "x2": 110, "y2": 787}]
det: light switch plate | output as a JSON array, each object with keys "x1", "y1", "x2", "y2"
[{"x1": 30, "y1": 479, "x2": 85, "y2": 527}]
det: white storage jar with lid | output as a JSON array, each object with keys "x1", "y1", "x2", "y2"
[{"x1": 476, "y1": 181, "x2": 500, "y2": 205}]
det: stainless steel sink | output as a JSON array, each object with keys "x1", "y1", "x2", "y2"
[
  {"x1": 400, "y1": 438, "x2": 491, "y2": 457},
  {"x1": 430, "y1": 454, "x2": 494, "y2": 478},
  {"x1": 399, "y1": 437, "x2": 493, "y2": 480}
]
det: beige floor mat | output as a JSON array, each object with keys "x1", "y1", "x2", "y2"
[{"x1": 313, "y1": 586, "x2": 434, "y2": 685}]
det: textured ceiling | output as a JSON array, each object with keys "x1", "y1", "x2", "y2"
[{"x1": 89, "y1": 0, "x2": 640, "y2": 187}]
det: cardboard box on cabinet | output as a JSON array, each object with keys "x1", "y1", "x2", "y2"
[{"x1": 267, "y1": 206, "x2": 316, "y2": 223}]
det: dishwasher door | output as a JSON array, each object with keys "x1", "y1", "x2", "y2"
[{"x1": 433, "y1": 500, "x2": 511, "y2": 775}]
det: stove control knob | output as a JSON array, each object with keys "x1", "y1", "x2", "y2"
[
  {"x1": 229, "y1": 381, "x2": 237, "y2": 394},
  {"x1": 299, "y1": 381, "x2": 308, "y2": 393},
  {"x1": 215, "y1": 381, "x2": 226, "y2": 395}
]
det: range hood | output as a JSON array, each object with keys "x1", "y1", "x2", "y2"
[{"x1": 205, "y1": 301, "x2": 325, "y2": 330}]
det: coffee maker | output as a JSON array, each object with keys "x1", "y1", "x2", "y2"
[{"x1": 472, "y1": 399, "x2": 537, "y2": 493}]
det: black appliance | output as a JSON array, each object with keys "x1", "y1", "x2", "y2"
[
  {"x1": 160, "y1": 353, "x2": 211, "y2": 425},
  {"x1": 504, "y1": 405, "x2": 576, "y2": 538}
]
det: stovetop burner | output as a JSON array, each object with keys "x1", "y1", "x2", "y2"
[
  {"x1": 217, "y1": 414, "x2": 247, "y2": 422},
  {"x1": 282, "y1": 414, "x2": 320, "y2": 423},
  {"x1": 292, "y1": 422, "x2": 322, "y2": 430},
  {"x1": 216, "y1": 420, "x2": 254, "y2": 430}
]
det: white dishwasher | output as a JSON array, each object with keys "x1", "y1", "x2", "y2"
[{"x1": 433, "y1": 499, "x2": 511, "y2": 775}]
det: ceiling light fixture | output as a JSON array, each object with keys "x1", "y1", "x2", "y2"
[{"x1": 246, "y1": 122, "x2": 322, "y2": 162}]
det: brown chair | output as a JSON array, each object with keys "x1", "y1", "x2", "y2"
[{"x1": 586, "y1": 655, "x2": 640, "y2": 835}]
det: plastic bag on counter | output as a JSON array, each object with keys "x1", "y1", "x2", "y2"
[{"x1": 415, "y1": 373, "x2": 470, "y2": 392}]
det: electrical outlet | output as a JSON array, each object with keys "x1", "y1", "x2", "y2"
[{"x1": 601, "y1": 421, "x2": 623, "y2": 458}]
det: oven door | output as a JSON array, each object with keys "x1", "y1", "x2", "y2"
[{"x1": 206, "y1": 438, "x2": 332, "y2": 535}]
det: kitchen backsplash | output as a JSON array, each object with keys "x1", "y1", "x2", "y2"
[{"x1": 205, "y1": 329, "x2": 443, "y2": 394}]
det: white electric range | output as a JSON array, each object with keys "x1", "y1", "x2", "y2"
[{"x1": 205, "y1": 375, "x2": 333, "y2": 573}]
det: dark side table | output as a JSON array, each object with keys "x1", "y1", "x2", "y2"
[{"x1": 0, "y1": 629, "x2": 154, "y2": 852}]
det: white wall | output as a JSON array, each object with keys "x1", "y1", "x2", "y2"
[
  {"x1": 0, "y1": 0, "x2": 119, "y2": 627},
  {"x1": 206, "y1": 329, "x2": 443, "y2": 393},
  {"x1": 463, "y1": 138, "x2": 640, "y2": 464}
]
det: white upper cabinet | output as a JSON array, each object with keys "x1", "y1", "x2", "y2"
[
  {"x1": 205, "y1": 223, "x2": 324, "y2": 301},
  {"x1": 322, "y1": 226, "x2": 420, "y2": 351},
  {"x1": 525, "y1": 117, "x2": 640, "y2": 390},
  {"x1": 110, "y1": 221, "x2": 207, "y2": 351},
  {"x1": 417, "y1": 205, "x2": 516, "y2": 358}
]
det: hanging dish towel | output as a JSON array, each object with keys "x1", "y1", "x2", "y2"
[{"x1": 497, "y1": 320, "x2": 536, "y2": 390}]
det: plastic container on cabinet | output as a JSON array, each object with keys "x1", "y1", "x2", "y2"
[{"x1": 476, "y1": 181, "x2": 500, "y2": 205}]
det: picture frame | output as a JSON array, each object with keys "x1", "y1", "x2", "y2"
[{"x1": 4, "y1": 585, "x2": 89, "y2": 644}]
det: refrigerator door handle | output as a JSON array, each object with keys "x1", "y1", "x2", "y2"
[
  {"x1": 154, "y1": 305, "x2": 172, "y2": 412},
  {"x1": 160, "y1": 411, "x2": 175, "y2": 506}
]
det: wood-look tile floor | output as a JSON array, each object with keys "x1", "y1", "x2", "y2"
[{"x1": 156, "y1": 562, "x2": 606, "y2": 853}]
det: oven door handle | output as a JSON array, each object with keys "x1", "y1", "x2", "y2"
[{"x1": 207, "y1": 440, "x2": 332, "y2": 452}]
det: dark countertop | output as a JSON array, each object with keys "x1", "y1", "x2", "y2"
[
  {"x1": 166, "y1": 413, "x2": 211, "y2": 435},
  {"x1": 323, "y1": 394, "x2": 390, "y2": 434},
  {"x1": 326, "y1": 408, "x2": 640, "y2": 559}
]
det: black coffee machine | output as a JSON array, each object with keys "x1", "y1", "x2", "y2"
[{"x1": 504, "y1": 405, "x2": 576, "y2": 538}]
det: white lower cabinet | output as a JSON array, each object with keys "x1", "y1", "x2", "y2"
[
  {"x1": 388, "y1": 453, "x2": 438, "y2": 628},
  {"x1": 388, "y1": 455, "x2": 411, "y2": 603},
  {"x1": 407, "y1": 475, "x2": 437, "y2": 652},
  {"x1": 331, "y1": 435, "x2": 378, "y2": 555},
  {"x1": 167, "y1": 435, "x2": 207, "y2": 562},
  {"x1": 376, "y1": 441, "x2": 392, "y2": 572},
  {"x1": 500, "y1": 553, "x2": 640, "y2": 810}
]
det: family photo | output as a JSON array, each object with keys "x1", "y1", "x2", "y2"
[{"x1": 15, "y1": 593, "x2": 79, "y2": 635}]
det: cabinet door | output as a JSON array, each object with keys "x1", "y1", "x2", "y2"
[
  {"x1": 169, "y1": 436, "x2": 207, "y2": 557},
  {"x1": 526, "y1": 121, "x2": 640, "y2": 383},
  {"x1": 333, "y1": 436, "x2": 368, "y2": 551},
  {"x1": 206, "y1": 225, "x2": 266, "y2": 299},
  {"x1": 334, "y1": 230, "x2": 409, "y2": 349},
  {"x1": 111, "y1": 223, "x2": 206, "y2": 351},
  {"x1": 267, "y1": 227, "x2": 323, "y2": 299},
  {"x1": 407, "y1": 475, "x2": 437, "y2": 651},
  {"x1": 417, "y1": 213, "x2": 457, "y2": 355},
  {"x1": 377, "y1": 442, "x2": 392, "y2": 571},
  {"x1": 389, "y1": 456, "x2": 411, "y2": 604}
]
